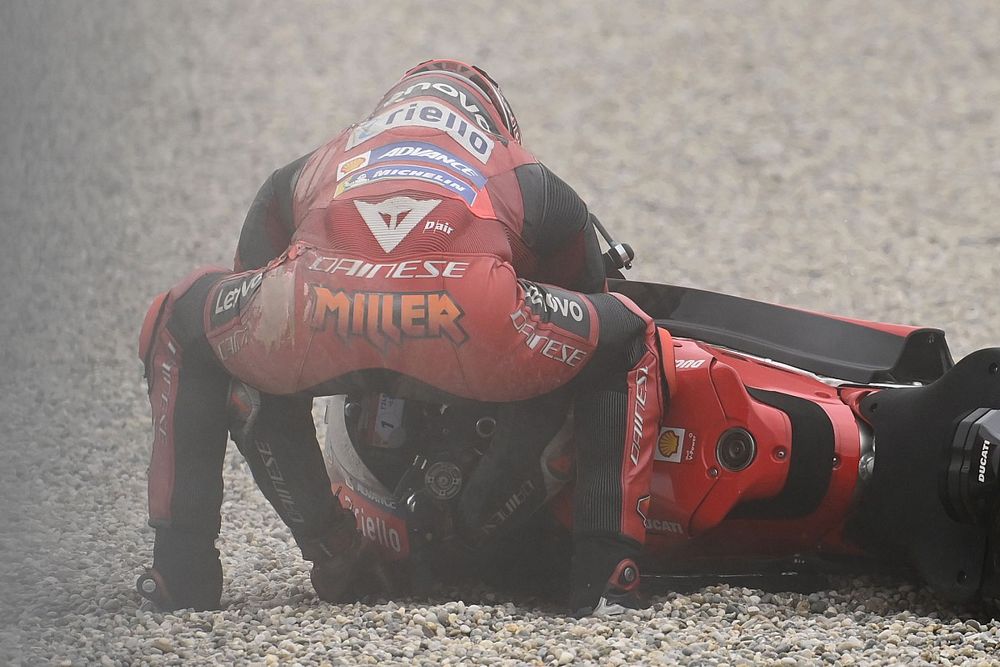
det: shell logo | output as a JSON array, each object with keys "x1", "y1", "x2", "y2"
[
  {"x1": 655, "y1": 427, "x2": 685, "y2": 463},
  {"x1": 338, "y1": 154, "x2": 369, "y2": 179}
]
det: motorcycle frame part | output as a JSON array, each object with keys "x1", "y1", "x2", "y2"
[
  {"x1": 589, "y1": 213, "x2": 635, "y2": 272},
  {"x1": 944, "y1": 409, "x2": 1000, "y2": 525},
  {"x1": 327, "y1": 393, "x2": 501, "y2": 562}
]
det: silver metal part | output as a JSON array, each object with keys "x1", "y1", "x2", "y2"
[
  {"x1": 857, "y1": 418, "x2": 876, "y2": 483},
  {"x1": 475, "y1": 417, "x2": 496, "y2": 439},
  {"x1": 609, "y1": 243, "x2": 633, "y2": 270},
  {"x1": 425, "y1": 461, "x2": 463, "y2": 500}
]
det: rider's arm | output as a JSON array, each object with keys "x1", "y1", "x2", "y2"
[
  {"x1": 234, "y1": 152, "x2": 313, "y2": 271},
  {"x1": 513, "y1": 162, "x2": 607, "y2": 293},
  {"x1": 533, "y1": 215, "x2": 606, "y2": 293}
]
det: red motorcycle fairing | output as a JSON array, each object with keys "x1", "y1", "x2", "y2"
[
  {"x1": 547, "y1": 333, "x2": 867, "y2": 565},
  {"x1": 643, "y1": 339, "x2": 793, "y2": 538},
  {"x1": 339, "y1": 482, "x2": 411, "y2": 561}
]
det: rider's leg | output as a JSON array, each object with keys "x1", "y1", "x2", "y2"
[
  {"x1": 455, "y1": 389, "x2": 574, "y2": 547},
  {"x1": 227, "y1": 385, "x2": 365, "y2": 602},
  {"x1": 138, "y1": 268, "x2": 231, "y2": 611},
  {"x1": 443, "y1": 277, "x2": 665, "y2": 614},
  {"x1": 568, "y1": 292, "x2": 665, "y2": 615},
  {"x1": 139, "y1": 263, "x2": 369, "y2": 609}
]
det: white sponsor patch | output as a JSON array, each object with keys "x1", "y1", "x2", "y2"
[
  {"x1": 337, "y1": 152, "x2": 371, "y2": 179},
  {"x1": 347, "y1": 100, "x2": 495, "y2": 163},
  {"x1": 354, "y1": 196, "x2": 442, "y2": 253},
  {"x1": 654, "y1": 427, "x2": 685, "y2": 463}
]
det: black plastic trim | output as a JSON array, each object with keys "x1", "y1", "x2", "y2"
[
  {"x1": 609, "y1": 280, "x2": 953, "y2": 384},
  {"x1": 728, "y1": 388, "x2": 835, "y2": 520}
]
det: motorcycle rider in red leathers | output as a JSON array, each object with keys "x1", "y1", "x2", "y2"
[{"x1": 137, "y1": 59, "x2": 666, "y2": 616}]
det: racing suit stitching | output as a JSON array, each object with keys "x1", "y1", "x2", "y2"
[
  {"x1": 538, "y1": 162, "x2": 550, "y2": 227},
  {"x1": 285, "y1": 246, "x2": 320, "y2": 395},
  {"x1": 439, "y1": 266, "x2": 477, "y2": 397}
]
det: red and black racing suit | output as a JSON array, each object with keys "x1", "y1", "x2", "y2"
[{"x1": 139, "y1": 76, "x2": 665, "y2": 610}]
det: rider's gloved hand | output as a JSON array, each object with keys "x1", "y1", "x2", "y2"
[
  {"x1": 304, "y1": 517, "x2": 370, "y2": 603},
  {"x1": 304, "y1": 516, "x2": 405, "y2": 603}
]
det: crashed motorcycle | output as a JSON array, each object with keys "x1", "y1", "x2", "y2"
[{"x1": 323, "y1": 229, "x2": 1000, "y2": 611}]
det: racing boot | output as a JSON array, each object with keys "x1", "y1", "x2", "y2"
[
  {"x1": 590, "y1": 558, "x2": 644, "y2": 617},
  {"x1": 570, "y1": 537, "x2": 645, "y2": 617},
  {"x1": 135, "y1": 568, "x2": 173, "y2": 612},
  {"x1": 137, "y1": 530, "x2": 223, "y2": 612}
]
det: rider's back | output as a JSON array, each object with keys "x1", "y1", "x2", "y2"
[{"x1": 289, "y1": 90, "x2": 543, "y2": 265}]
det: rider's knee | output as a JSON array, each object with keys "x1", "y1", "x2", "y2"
[
  {"x1": 577, "y1": 292, "x2": 673, "y2": 407},
  {"x1": 138, "y1": 267, "x2": 230, "y2": 378},
  {"x1": 583, "y1": 292, "x2": 655, "y2": 374}
]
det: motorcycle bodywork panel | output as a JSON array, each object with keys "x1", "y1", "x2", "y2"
[
  {"x1": 610, "y1": 279, "x2": 953, "y2": 384},
  {"x1": 597, "y1": 338, "x2": 865, "y2": 567}
]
